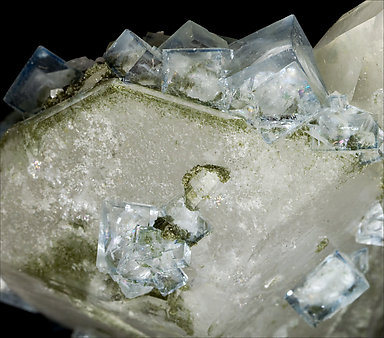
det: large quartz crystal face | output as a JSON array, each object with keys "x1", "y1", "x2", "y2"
[{"x1": 314, "y1": 1, "x2": 384, "y2": 128}]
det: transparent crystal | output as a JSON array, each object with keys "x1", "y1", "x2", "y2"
[
  {"x1": 159, "y1": 20, "x2": 228, "y2": 49},
  {"x1": 309, "y1": 94, "x2": 379, "y2": 152},
  {"x1": 356, "y1": 201, "x2": 384, "y2": 247},
  {"x1": 224, "y1": 15, "x2": 327, "y2": 142},
  {"x1": 104, "y1": 29, "x2": 162, "y2": 88},
  {"x1": 3, "y1": 46, "x2": 80, "y2": 113},
  {"x1": 161, "y1": 48, "x2": 233, "y2": 108},
  {"x1": 164, "y1": 197, "x2": 211, "y2": 245},
  {"x1": 285, "y1": 250, "x2": 369, "y2": 327},
  {"x1": 350, "y1": 248, "x2": 369, "y2": 274},
  {"x1": 96, "y1": 201, "x2": 162, "y2": 274}
]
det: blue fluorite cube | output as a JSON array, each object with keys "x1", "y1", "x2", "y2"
[
  {"x1": 285, "y1": 250, "x2": 369, "y2": 327},
  {"x1": 3, "y1": 46, "x2": 80, "y2": 113}
]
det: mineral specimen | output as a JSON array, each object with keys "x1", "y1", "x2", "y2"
[
  {"x1": 0, "y1": 2, "x2": 383, "y2": 337},
  {"x1": 285, "y1": 250, "x2": 370, "y2": 327}
]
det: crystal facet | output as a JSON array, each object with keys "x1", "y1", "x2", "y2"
[
  {"x1": 3, "y1": 46, "x2": 80, "y2": 113},
  {"x1": 314, "y1": 1, "x2": 384, "y2": 128},
  {"x1": 162, "y1": 48, "x2": 233, "y2": 108},
  {"x1": 356, "y1": 201, "x2": 384, "y2": 247},
  {"x1": 104, "y1": 29, "x2": 162, "y2": 88},
  {"x1": 159, "y1": 20, "x2": 228, "y2": 49},
  {"x1": 285, "y1": 250, "x2": 370, "y2": 327},
  {"x1": 308, "y1": 93, "x2": 379, "y2": 151},
  {"x1": 225, "y1": 15, "x2": 327, "y2": 142}
]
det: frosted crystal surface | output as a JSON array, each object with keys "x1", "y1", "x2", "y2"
[
  {"x1": 3, "y1": 46, "x2": 80, "y2": 113},
  {"x1": 104, "y1": 29, "x2": 162, "y2": 88},
  {"x1": 159, "y1": 20, "x2": 228, "y2": 49},
  {"x1": 356, "y1": 201, "x2": 384, "y2": 247},
  {"x1": 225, "y1": 15, "x2": 327, "y2": 142},
  {"x1": 309, "y1": 93, "x2": 379, "y2": 151},
  {"x1": 285, "y1": 251, "x2": 370, "y2": 327},
  {"x1": 162, "y1": 48, "x2": 233, "y2": 108},
  {"x1": 314, "y1": 1, "x2": 383, "y2": 128},
  {"x1": 0, "y1": 79, "x2": 382, "y2": 337}
]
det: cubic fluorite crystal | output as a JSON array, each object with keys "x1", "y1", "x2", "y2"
[
  {"x1": 224, "y1": 15, "x2": 328, "y2": 143},
  {"x1": 285, "y1": 250, "x2": 370, "y2": 327},
  {"x1": 3, "y1": 46, "x2": 80, "y2": 114}
]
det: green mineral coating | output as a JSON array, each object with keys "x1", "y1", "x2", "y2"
[
  {"x1": 153, "y1": 215, "x2": 190, "y2": 243},
  {"x1": 23, "y1": 233, "x2": 97, "y2": 300},
  {"x1": 166, "y1": 292, "x2": 194, "y2": 336},
  {"x1": 182, "y1": 164, "x2": 231, "y2": 210},
  {"x1": 315, "y1": 237, "x2": 329, "y2": 253}
]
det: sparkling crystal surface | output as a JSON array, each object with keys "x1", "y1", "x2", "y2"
[
  {"x1": 225, "y1": 15, "x2": 327, "y2": 142},
  {"x1": 3, "y1": 46, "x2": 80, "y2": 113},
  {"x1": 356, "y1": 201, "x2": 384, "y2": 247},
  {"x1": 285, "y1": 250, "x2": 370, "y2": 327},
  {"x1": 159, "y1": 20, "x2": 228, "y2": 49},
  {"x1": 161, "y1": 48, "x2": 233, "y2": 108},
  {"x1": 104, "y1": 29, "x2": 162, "y2": 88}
]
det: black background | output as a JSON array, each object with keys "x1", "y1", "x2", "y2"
[{"x1": 0, "y1": 1, "x2": 364, "y2": 336}]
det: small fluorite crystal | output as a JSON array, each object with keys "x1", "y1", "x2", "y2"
[{"x1": 285, "y1": 250, "x2": 370, "y2": 327}]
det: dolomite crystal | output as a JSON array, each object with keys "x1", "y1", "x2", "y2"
[{"x1": 1, "y1": 3, "x2": 384, "y2": 337}]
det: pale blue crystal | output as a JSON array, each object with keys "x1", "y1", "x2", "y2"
[
  {"x1": 164, "y1": 197, "x2": 211, "y2": 245},
  {"x1": 3, "y1": 46, "x2": 80, "y2": 113},
  {"x1": 285, "y1": 250, "x2": 369, "y2": 327},
  {"x1": 356, "y1": 201, "x2": 384, "y2": 246},
  {"x1": 159, "y1": 20, "x2": 228, "y2": 50},
  {"x1": 309, "y1": 94, "x2": 379, "y2": 152},
  {"x1": 104, "y1": 29, "x2": 162, "y2": 88},
  {"x1": 224, "y1": 15, "x2": 327, "y2": 143},
  {"x1": 161, "y1": 48, "x2": 233, "y2": 109},
  {"x1": 351, "y1": 248, "x2": 369, "y2": 274}
]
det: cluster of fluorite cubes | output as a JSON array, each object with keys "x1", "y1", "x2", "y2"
[
  {"x1": 4, "y1": 17, "x2": 382, "y2": 154},
  {"x1": 96, "y1": 198, "x2": 210, "y2": 298}
]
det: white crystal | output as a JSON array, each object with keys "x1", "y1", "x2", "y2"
[{"x1": 314, "y1": 1, "x2": 384, "y2": 128}]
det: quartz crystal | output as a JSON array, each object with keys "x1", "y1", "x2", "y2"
[
  {"x1": 104, "y1": 29, "x2": 162, "y2": 88},
  {"x1": 161, "y1": 48, "x2": 233, "y2": 108},
  {"x1": 159, "y1": 20, "x2": 228, "y2": 49},
  {"x1": 224, "y1": 15, "x2": 327, "y2": 143},
  {"x1": 314, "y1": 1, "x2": 384, "y2": 128},
  {"x1": 356, "y1": 201, "x2": 384, "y2": 247},
  {"x1": 285, "y1": 250, "x2": 370, "y2": 327},
  {"x1": 3, "y1": 46, "x2": 80, "y2": 113},
  {"x1": 308, "y1": 93, "x2": 379, "y2": 151}
]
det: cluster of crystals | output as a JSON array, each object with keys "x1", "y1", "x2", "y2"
[
  {"x1": 285, "y1": 249, "x2": 370, "y2": 327},
  {"x1": 102, "y1": 17, "x2": 383, "y2": 151},
  {"x1": 96, "y1": 198, "x2": 210, "y2": 298},
  {"x1": 3, "y1": 17, "x2": 382, "y2": 158}
]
